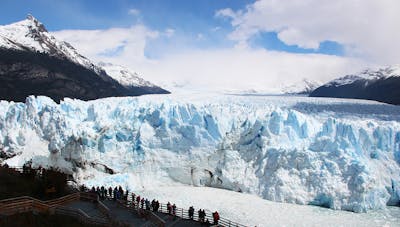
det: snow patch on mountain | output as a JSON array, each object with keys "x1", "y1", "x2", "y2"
[
  {"x1": 98, "y1": 62, "x2": 156, "y2": 88},
  {"x1": 0, "y1": 94, "x2": 400, "y2": 213},
  {"x1": 326, "y1": 65, "x2": 400, "y2": 87}
]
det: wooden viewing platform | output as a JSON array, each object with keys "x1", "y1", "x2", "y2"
[{"x1": 0, "y1": 192, "x2": 247, "y2": 227}]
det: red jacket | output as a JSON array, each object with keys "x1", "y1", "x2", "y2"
[{"x1": 213, "y1": 212, "x2": 220, "y2": 220}]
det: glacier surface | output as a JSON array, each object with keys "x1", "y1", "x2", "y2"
[{"x1": 0, "y1": 94, "x2": 400, "y2": 213}]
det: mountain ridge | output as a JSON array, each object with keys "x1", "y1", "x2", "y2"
[
  {"x1": 310, "y1": 65, "x2": 400, "y2": 105},
  {"x1": 0, "y1": 15, "x2": 169, "y2": 103}
]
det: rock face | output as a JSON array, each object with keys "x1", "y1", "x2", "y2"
[
  {"x1": 310, "y1": 66, "x2": 400, "y2": 105},
  {"x1": 0, "y1": 15, "x2": 169, "y2": 103}
]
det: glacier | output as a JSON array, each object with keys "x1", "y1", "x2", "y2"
[{"x1": 0, "y1": 94, "x2": 400, "y2": 213}]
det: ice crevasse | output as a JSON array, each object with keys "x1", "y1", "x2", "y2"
[{"x1": 0, "y1": 94, "x2": 399, "y2": 213}]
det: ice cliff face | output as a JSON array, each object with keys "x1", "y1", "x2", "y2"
[{"x1": 0, "y1": 95, "x2": 399, "y2": 212}]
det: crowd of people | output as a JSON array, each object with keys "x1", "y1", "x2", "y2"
[{"x1": 80, "y1": 184, "x2": 221, "y2": 226}]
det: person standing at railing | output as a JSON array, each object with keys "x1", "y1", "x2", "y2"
[
  {"x1": 198, "y1": 209, "x2": 202, "y2": 222},
  {"x1": 198, "y1": 209, "x2": 206, "y2": 223},
  {"x1": 188, "y1": 206, "x2": 194, "y2": 220},
  {"x1": 125, "y1": 189, "x2": 129, "y2": 201},
  {"x1": 140, "y1": 197, "x2": 145, "y2": 209},
  {"x1": 151, "y1": 199, "x2": 156, "y2": 211},
  {"x1": 100, "y1": 186, "x2": 105, "y2": 200},
  {"x1": 108, "y1": 187, "x2": 112, "y2": 199},
  {"x1": 155, "y1": 200, "x2": 160, "y2": 212},
  {"x1": 167, "y1": 202, "x2": 172, "y2": 214},
  {"x1": 136, "y1": 195, "x2": 141, "y2": 209},
  {"x1": 172, "y1": 204, "x2": 176, "y2": 216},
  {"x1": 118, "y1": 185, "x2": 124, "y2": 199},
  {"x1": 145, "y1": 198, "x2": 150, "y2": 210},
  {"x1": 213, "y1": 211, "x2": 220, "y2": 225}
]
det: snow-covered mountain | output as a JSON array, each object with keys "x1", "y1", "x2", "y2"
[
  {"x1": 0, "y1": 14, "x2": 104, "y2": 75},
  {"x1": 0, "y1": 15, "x2": 169, "y2": 102},
  {"x1": 326, "y1": 66, "x2": 400, "y2": 87},
  {"x1": 310, "y1": 65, "x2": 400, "y2": 104},
  {"x1": 1, "y1": 94, "x2": 399, "y2": 213},
  {"x1": 98, "y1": 62, "x2": 168, "y2": 94},
  {"x1": 281, "y1": 79, "x2": 321, "y2": 95}
]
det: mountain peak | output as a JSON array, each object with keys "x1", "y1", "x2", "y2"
[
  {"x1": 26, "y1": 14, "x2": 35, "y2": 21},
  {"x1": 26, "y1": 14, "x2": 48, "y2": 33},
  {"x1": 0, "y1": 16, "x2": 100, "y2": 73}
]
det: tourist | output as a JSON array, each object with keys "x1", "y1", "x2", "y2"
[
  {"x1": 155, "y1": 200, "x2": 160, "y2": 212},
  {"x1": 108, "y1": 187, "x2": 112, "y2": 198},
  {"x1": 141, "y1": 197, "x2": 145, "y2": 209},
  {"x1": 213, "y1": 211, "x2": 220, "y2": 225},
  {"x1": 167, "y1": 202, "x2": 172, "y2": 214},
  {"x1": 125, "y1": 189, "x2": 129, "y2": 201},
  {"x1": 198, "y1": 209, "x2": 202, "y2": 222},
  {"x1": 118, "y1": 185, "x2": 124, "y2": 198},
  {"x1": 100, "y1": 186, "x2": 105, "y2": 200},
  {"x1": 201, "y1": 209, "x2": 206, "y2": 223},
  {"x1": 151, "y1": 199, "x2": 156, "y2": 211},
  {"x1": 172, "y1": 204, "x2": 176, "y2": 216},
  {"x1": 145, "y1": 199, "x2": 150, "y2": 210},
  {"x1": 136, "y1": 195, "x2": 141, "y2": 209},
  {"x1": 188, "y1": 206, "x2": 194, "y2": 219}
]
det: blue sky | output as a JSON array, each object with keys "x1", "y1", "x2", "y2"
[{"x1": 0, "y1": 0, "x2": 343, "y2": 57}]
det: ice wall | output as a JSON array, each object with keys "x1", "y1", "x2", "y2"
[{"x1": 0, "y1": 95, "x2": 399, "y2": 212}]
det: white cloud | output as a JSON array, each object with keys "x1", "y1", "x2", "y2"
[
  {"x1": 216, "y1": 0, "x2": 400, "y2": 64},
  {"x1": 164, "y1": 28, "x2": 175, "y2": 38},
  {"x1": 128, "y1": 8, "x2": 140, "y2": 16},
  {"x1": 139, "y1": 49, "x2": 367, "y2": 93},
  {"x1": 52, "y1": 21, "x2": 369, "y2": 94},
  {"x1": 53, "y1": 25, "x2": 158, "y2": 67},
  {"x1": 211, "y1": 26, "x2": 221, "y2": 32}
]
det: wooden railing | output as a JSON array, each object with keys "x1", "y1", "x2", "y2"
[
  {"x1": 0, "y1": 197, "x2": 53, "y2": 216},
  {"x1": 0, "y1": 192, "x2": 111, "y2": 226},
  {"x1": 115, "y1": 199, "x2": 166, "y2": 227},
  {"x1": 55, "y1": 205, "x2": 109, "y2": 226},
  {"x1": 1, "y1": 190, "x2": 247, "y2": 227},
  {"x1": 119, "y1": 197, "x2": 247, "y2": 227},
  {"x1": 46, "y1": 193, "x2": 80, "y2": 207},
  {"x1": 155, "y1": 202, "x2": 247, "y2": 227}
]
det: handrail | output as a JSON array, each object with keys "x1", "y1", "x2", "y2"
[
  {"x1": 55, "y1": 205, "x2": 109, "y2": 226},
  {"x1": 0, "y1": 193, "x2": 110, "y2": 226},
  {"x1": 1, "y1": 190, "x2": 247, "y2": 227},
  {"x1": 115, "y1": 199, "x2": 166, "y2": 227},
  {"x1": 120, "y1": 196, "x2": 247, "y2": 227}
]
